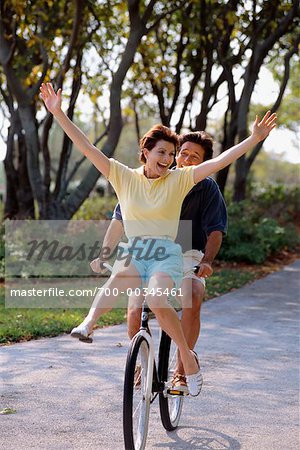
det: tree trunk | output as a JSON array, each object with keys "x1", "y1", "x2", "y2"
[
  {"x1": 233, "y1": 157, "x2": 249, "y2": 202},
  {"x1": 216, "y1": 108, "x2": 238, "y2": 194},
  {"x1": 216, "y1": 166, "x2": 230, "y2": 195},
  {"x1": 4, "y1": 114, "x2": 34, "y2": 218},
  {"x1": 16, "y1": 123, "x2": 35, "y2": 218},
  {"x1": 18, "y1": 105, "x2": 45, "y2": 216}
]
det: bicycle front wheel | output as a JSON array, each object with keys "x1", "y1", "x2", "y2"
[
  {"x1": 123, "y1": 334, "x2": 151, "y2": 450},
  {"x1": 158, "y1": 331, "x2": 184, "y2": 431}
]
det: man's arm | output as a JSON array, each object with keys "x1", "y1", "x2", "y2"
[
  {"x1": 196, "y1": 231, "x2": 223, "y2": 278},
  {"x1": 90, "y1": 219, "x2": 124, "y2": 273}
]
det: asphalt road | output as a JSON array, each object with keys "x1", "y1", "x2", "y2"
[{"x1": 1, "y1": 260, "x2": 299, "y2": 450}]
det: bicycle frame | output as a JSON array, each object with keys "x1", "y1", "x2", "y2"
[
  {"x1": 133, "y1": 301, "x2": 165, "y2": 398},
  {"x1": 104, "y1": 262, "x2": 185, "y2": 449}
]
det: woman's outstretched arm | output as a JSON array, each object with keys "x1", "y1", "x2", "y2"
[
  {"x1": 40, "y1": 83, "x2": 110, "y2": 178},
  {"x1": 193, "y1": 111, "x2": 277, "y2": 184}
]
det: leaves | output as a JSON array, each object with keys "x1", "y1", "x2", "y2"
[
  {"x1": 0, "y1": 0, "x2": 299, "y2": 218},
  {"x1": 0, "y1": 408, "x2": 17, "y2": 415}
]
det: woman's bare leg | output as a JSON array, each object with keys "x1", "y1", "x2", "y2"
[
  {"x1": 146, "y1": 273, "x2": 199, "y2": 376},
  {"x1": 80, "y1": 262, "x2": 141, "y2": 333},
  {"x1": 127, "y1": 293, "x2": 143, "y2": 339},
  {"x1": 175, "y1": 278, "x2": 204, "y2": 374}
]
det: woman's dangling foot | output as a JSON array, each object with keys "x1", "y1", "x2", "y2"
[{"x1": 71, "y1": 322, "x2": 94, "y2": 343}]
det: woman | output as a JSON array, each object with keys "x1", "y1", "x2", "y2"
[{"x1": 40, "y1": 82, "x2": 276, "y2": 396}]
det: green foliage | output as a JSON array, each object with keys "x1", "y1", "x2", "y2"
[
  {"x1": 72, "y1": 195, "x2": 118, "y2": 220},
  {"x1": 251, "y1": 150, "x2": 300, "y2": 186},
  {"x1": 219, "y1": 185, "x2": 300, "y2": 264},
  {"x1": 252, "y1": 184, "x2": 300, "y2": 223},
  {"x1": 0, "y1": 222, "x2": 4, "y2": 280},
  {"x1": 0, "y1": 222, "x2": 4, "y2": 260},
  {"x1": 268, "y1": 50, "x2": 300, "y2": 133},
  {"x1": 1, "y1": 1, "x2": 299, "y2": 218}
]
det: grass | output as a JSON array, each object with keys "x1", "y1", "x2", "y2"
[
  {"x1": 205, "y1": 268, "x2": 255, "y2": 299},
  {"x1": 0, "y1": 268, "x2": 257, "y2": 345},
  {"x1": 0, "y1": 285, "x2": 126, "y2": 345}
]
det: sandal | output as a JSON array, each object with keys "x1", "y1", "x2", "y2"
[
  {"x1": 134, "y1": 364, "x2": 142, "y2": 388},
  {"x1": 186, "y1": 350, "x2": 203, "y2": 397},
  {"x1": 71, "y1": 324, "x2": 94, "y2": 343},
  {"x1": 171, "y1": 373, "x2": 188, "y2": 394}
]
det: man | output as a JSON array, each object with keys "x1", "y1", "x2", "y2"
[{"x1": 91, "y1": 130, "x2": 227, "y2": 391}]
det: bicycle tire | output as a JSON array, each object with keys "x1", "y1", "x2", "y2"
[
  {"x1": 158, "y1": 331, "x2": 184, "y2": 431},
  {"x1": 123, "y1": 334, "x2": 151, "y2": 450}
]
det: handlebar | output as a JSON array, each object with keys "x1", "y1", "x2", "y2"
[
  {"x1": 193, "y1": 265, "x2": 200, "y2": 274},
  {"x1": 102, "y1": 262, "x2": 113, "y2": 273}
]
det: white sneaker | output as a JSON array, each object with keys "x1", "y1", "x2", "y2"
[
  {"x1": 186, "y1": 370, "x2": 203, "y2": 397},
  {"x1": 71, "y1": 324, "x2": 94, "y2": 343},
  {"x1": 186, "y1": 351, "x2": 203, "y2": 397}
]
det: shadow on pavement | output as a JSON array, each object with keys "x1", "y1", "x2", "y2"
[{"x1": 155, "y1": 426, "x2": 241, "y2": 449}]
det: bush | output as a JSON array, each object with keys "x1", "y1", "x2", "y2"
[
  {"x1": 219, "y1": 189, "x2": 299, "y2": 264},
  {"x1": 72, "y1": 195, "x2": 118, "y2": 220},
  {"x1": 0, "y1": 222, "x2": 4, "y2": 259},
  {"x1": 251, "y1": 184, "x2": 300, "y2": 224}
]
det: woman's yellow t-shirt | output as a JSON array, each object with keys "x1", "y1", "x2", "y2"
[{"x1": 108, "y1": 159, "x2": 195, "y2": 240}]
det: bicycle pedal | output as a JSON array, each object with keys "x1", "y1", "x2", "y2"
[{"x1": 166, "y1": 388, "x2": 187, "y2": 397}]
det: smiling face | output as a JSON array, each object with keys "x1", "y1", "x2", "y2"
[
  {"x1": 176, "y1": 141, "x2": 205, "y2": 167},
  {"x1": 143, "y1": 140, "x2": 176, "y2": 178}
]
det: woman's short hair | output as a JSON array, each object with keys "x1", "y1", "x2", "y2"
[
  {"x1": 179, "y1": 131, "x2": 214, "y2": 161},
  {"x1": 139, "y1": 124, "x2": 179, "y2": 164}
]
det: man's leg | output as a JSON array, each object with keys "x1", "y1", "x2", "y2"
[{"x1": 175, "y1": 277, "x2": 205, "y2": 375}]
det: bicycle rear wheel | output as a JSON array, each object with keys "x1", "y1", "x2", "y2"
[
  {"x1": 158, "y1": 331, "x2": 184, "y2": 431},
  {"x1": 123, "y1": 334, "x2": 151, "y2": 450}
]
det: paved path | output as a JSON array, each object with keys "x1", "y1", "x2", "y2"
[{"x1": 1, "y1": 260, "x2": 299, "y2": 450}]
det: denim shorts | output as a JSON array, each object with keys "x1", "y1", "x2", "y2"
[
  {"x1": 183, "y1": 249, "x2": 206, "y2": 287},
  {"x1": 115, "y1": 237, "x2": 183, "y2": 289}
]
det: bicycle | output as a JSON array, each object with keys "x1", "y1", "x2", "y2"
[
  {"x1": 123, "y1": 299, "x2": 185, "y2": 450},
  {"x1": 104, "y1": 262, "x2": 200, "y2": 450}
]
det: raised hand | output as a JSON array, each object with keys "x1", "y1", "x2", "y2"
[
  {"x1": 39, "y1": 83, "x2": 62, "y2": 115},
  {"x1": 252, "y1": 111, "x2": 277, "y2": 143}
]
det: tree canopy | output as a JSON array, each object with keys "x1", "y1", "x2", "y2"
[{"x1": 0, "y1": 0, "x2": 299, "y2": 218}]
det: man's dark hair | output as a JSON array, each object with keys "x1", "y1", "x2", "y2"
[
  {"x1": 179, "y1": 131, "x2": 214, "y2": 161},
  {"x1": 139, "y1": 124, "x2": 179, "y2": 164}
]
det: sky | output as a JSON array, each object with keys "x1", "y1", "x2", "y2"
[
  {"x1": 0, "y1": 67, "x2": 299, "y2": 164},
  {"x1": 251, "y1": 68, "x2": 299, "y2": 164}
]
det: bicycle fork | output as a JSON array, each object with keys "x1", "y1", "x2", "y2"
[{"x1": 137, "y1": 329, "x2": 155, "y2": 400}]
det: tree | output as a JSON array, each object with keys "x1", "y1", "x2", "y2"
[
  {"x1": 0, "y1": 0, "x2": 86, "y2": 218},
  {"x1": 215, "y1": 0, "x2": 299, "y2": 200},
  {"x1": 128, "y1": 0, "x2": 239, "y2": 133},
  {"x1": 0, "y1": 0, "x2": 185, "y2": 219},
  {"x1": 1, "y1": 0, "x2": 298, "y2": 216},
  {"x1": 128, "y1": 0, "x2": 299, "y2": 199}
]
